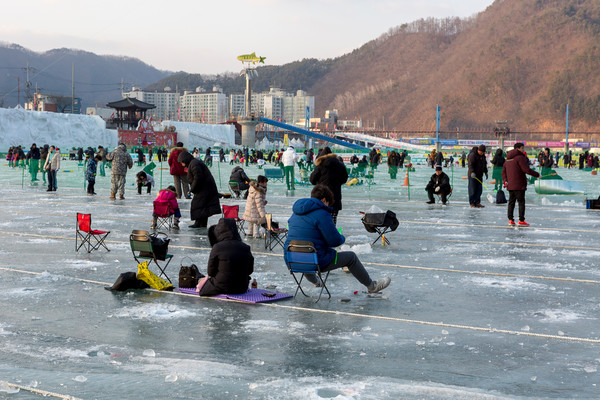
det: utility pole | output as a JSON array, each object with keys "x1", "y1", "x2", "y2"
[{"x1": 71, "y1": 63, "x2": 75, "y2": 114}]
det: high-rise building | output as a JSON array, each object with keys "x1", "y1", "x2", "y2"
[
  {"x1": 229, "y1": 87, "x2": 314, "y2": 125},
  {"x1": 180, "y1": 86, "x2": 228, "y2": 124},
  {"x1": 123, "y1": 87, "x2": 179, "y2": 120}
]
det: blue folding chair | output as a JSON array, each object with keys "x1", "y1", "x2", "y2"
[{"x1": 284, "y1": 240, "x2": 331, "y2": 302}]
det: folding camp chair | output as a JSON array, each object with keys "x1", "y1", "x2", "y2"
[
  {"x1": 75, "y1": 213, "x2": 110, "y2": 253},
  {"x1": 284, "y1": 240, "x2": 331, "y2": 302},
  {"x1": 264, "y1": 213, "x2": 288, "y2": 251},
  {"x1": 361, "y1": 210, "x2": 399, "y2": 245},
  {"x1": 153, "y1": 200, "x2": 173, "y2": 231},
  {"x1": 130, "y1": 230, "x2": 173, "y2": 283},
  {"x1": 229, "y1": 180, "x2": 241, "y2": 198},
  {"x1": 222, "y1": 204, "x2": 245, "y2": 235}
]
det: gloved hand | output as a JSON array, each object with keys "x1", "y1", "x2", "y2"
[
  {"x1": 435, "y1": 186, "x2": 440, "y2": 192},
  {"x1": 470, "y1": 173, "x2": 476, "y2": 179},
  {"x1": 503, "y1": 181, "x2": 507, "y2": 188}
]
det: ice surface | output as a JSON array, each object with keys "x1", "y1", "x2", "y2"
[{"x1": 0, "y1": 159, "x2": 599, "y2": 399}]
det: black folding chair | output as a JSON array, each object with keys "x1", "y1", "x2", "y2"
[
  {"x1": 361, "y1": 210, "x2": 399, "y2": 245},
  {"x1": 264, "y1": 213, "x2": 287, "y2": 251},
  {"x1": 284, "y1": 240, "x2": 331, "y2": 302},
  {"x1": 129, "y1": 230, "x2": 173, "y2": 283}
]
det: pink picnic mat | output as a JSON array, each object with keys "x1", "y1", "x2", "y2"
[{"x1": 177, "y1": 287, "x2": 292, "y2": 303}]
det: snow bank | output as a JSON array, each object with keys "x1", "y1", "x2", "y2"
[
  {"x1": 161, "y1": 121, "x2": 235, "y2": 148},
  {"x1": 0, "y1": 108, "x2": 118, "y2": 151}
]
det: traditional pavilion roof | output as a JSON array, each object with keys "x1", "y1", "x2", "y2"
[{"x1": 106, "y1": 98, "x2": 156, "y2": 110}]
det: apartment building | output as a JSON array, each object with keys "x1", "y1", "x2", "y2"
[
  {"x1": 179, "y1": 86, "x2": 228, "y2": 124},
  {"x1": 122, "y1": 87, "x2": 179, "y2": 120}
]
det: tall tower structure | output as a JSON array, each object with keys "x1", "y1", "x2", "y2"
[{"x1": 236, "y1": 53, "x2": 266, "y2": 147}]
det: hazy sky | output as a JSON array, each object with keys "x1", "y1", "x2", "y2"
[{"x1": 1, "y1": 0, "x2": 495, "y2": 74}]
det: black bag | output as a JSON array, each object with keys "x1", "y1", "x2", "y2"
[
  {"x1": 362, "y1": 210, "x2": 399, "y2": 232},
  {"x1": 179, "y1": 263, "x2": 204, "y2": 288},
  {"x1": 150, "y1": 232, "x2": 170, "y2": 260},
  {"x1": 496, "y1": 189, "x2": 507, "y2": 204},
  {"x1": 105, "y1": 272, "x2": 150, "y2": 291}
]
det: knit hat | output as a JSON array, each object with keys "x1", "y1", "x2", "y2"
[{"x1": 435, "y1": 165, "x2": 442, "y2": 171}]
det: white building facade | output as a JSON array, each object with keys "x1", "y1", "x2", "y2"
[
  {"x1": 179, "y1": 87, "x2": 228, "y2": 124},
  {"x1": 123, "y1": 87, "x2": 179, "y2": 120}
]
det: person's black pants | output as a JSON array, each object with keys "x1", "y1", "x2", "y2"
[
  {"x1": 427, "y1": 189, "x2": 448, "y2": 203},
  {"x1": 87, "y1": 180, "x2": 95, "y2": 194},
  {"x1": 507, "y1": 190, "x2": 526, "y2": 222},
  {"x1": 138, "y1": 183, "x2": 151, "y2": 194}
]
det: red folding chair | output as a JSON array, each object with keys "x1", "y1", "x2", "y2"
[
  {"x1": 76, "y1": 213, "x2": 110, "y2": 253},
  {"x1": 153, "y1": 200, "x2": 173, "y2": 231},
  {"x1": 222, "y1": 204, "x2": 245, "y2": 235}
]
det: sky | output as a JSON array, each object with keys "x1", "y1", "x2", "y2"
[{"x1": 1, "y1": 0, "x2": 495, "y2": 75}]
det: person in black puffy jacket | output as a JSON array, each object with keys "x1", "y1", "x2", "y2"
[
  {"x1": 196, "y1": 218, "x2": 254, "y2": 296},
  {"x1": 309, "y1": 147, "x2": 348, "y2": 225},
  {"x1": 178, "y1": 150, "x2": 221, "y2": 229}
]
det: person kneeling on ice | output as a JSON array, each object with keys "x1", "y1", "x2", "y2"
[
  {"x1": 136, "y1": 171, "x2": 155, "y2": 195},
  {"x1": 151, "y1": 185, "x2": 181, "y2": 230},
  {"x1": 284, "y1": 184, "x2": 391, "y2": 294},
  {"x1": 425, "y1": 165, "x2": 451, "y2": 205},
  {"x1": 195, "y1": 218, "x2": 254, "y2": 296}
]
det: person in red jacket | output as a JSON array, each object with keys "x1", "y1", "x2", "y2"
[
  {"x1": 501, "y1": 143, "x2": 540, "y2": 227},
  {"x1": 168, "y1": 142, "x2": 191, "y2": 199}
]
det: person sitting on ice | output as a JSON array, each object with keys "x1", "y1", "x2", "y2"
[
  {"x1": 136, "y1": 171, "x2": 155, "y2": 195},
  {"x1": 425, "y1": 165, "x2": 451, "y2": 205},
  {"x1": 284, "y1": 184, "x2": 391, "y2": 294},
  {"x1": 195, "y1": 218, "x2": 254, "y2": 296},
  {"x1": 151, "y1": 185, "x2": 181, "y2": 230}
]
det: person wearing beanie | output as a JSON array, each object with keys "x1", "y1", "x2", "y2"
[
  {"x1": 178, "y1": 150, "x2": 221, "y2": 230},
  {"x1": 467, "y1": 144, "x2": 488, "y2": 208},
  {"x1": 309, "y1": 146, "x2": 348, "y2": 225},
  {"x1": 501, "y1": 143, "x2": 540, "y2": 227},
  {"x1": 105, "y1": 143, "x2": 133, "y2": 200},
  {"x1": 26, "y1": 143, "x2": 41, "y2": 182},
  {"x1": 425, "y1": 165, "x2": 451, "y2": 204}
]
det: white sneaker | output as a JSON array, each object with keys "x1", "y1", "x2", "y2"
[
  {"x1": 342, "y1": 266, "x2": 350, "y2": 273},
  {"x1": 368, "y1": 276, "x2": 391, "y2": 293}
]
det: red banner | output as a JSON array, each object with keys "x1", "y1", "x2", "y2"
[{"x1": 118, "y1": 130, "x2": 177, "y2": 148}]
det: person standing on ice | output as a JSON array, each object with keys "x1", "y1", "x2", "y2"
[
  {"x1": 178, "y1": 150, "x2": 221, "y2": 230},
  {"x1": 501, "y1": 143, "x2": 540, "y2": 227},
  {"x1": 467, "y1": 144, "x2": 488, "y2": 208},
  {"x1": 284, "y1": 185, "x2": 391, "y2": 294},
  {"x1": 281, "y1": 146, "x2": 297, "y2": 190},
  {"x1": 105, "y1": 143, "x2": 133, "y2": 200},
  {"x1": 43, "y1": 145, "x2": 60, "y2": 192},
  {"x1": 96, "y1": 145, "x2": 107, "y2": 177},
  {"x1": 26, "y1": 143, "x2": 40, "y2": 182},
  {"x1": 168, "y1": 142, "x2": 190, "y2": 199},
  {"x1": 310, "y1": 147, "x2": 348, "y2": 225}
]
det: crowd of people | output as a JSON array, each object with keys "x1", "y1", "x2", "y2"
[{"x1": 6, "y1": 140, "x2": 598, "y2": 298}]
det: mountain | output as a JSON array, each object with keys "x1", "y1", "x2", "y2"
[
  {"x1": 147, "y1": 0, "x2": 600, "y2": 133},
  {"x1": 0, "y1": 43, "x2": 170, "y2": 109},
  {"x1": 309, "y1": 0, "x2": 600, "y2": 132}
]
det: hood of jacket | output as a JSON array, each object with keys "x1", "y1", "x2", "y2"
[
  {"x1": 506, "y1": 148, "x2": 525, "y2": 161},
  {"x1": 178, "y1": 150, "x2": 194, "y2": 166},
  {"x1": 292, "y1": 197, "x2": 331, "y2": 216},
  {"x1": 249, "y1": 180, "x2": 266, "y2": 193},
  {"x1": 170, "y1": 146, "x2": 187, "y2": 153},
  {"x1": 117, "y1": 144, "x2": 127, "y2": 152},
  {"x1": 315, "y1": 153, "x2": 337, "y2": 166},
  {"x1": 232, "y1": 166, "x2": 243, "y2": 173},
  {"x1": 208, "y1": 218, "x2": 242, "y2": 247}
]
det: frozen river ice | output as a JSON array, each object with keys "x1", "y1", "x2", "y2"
[{"x1": 0, "y1": 158, "x2": 599, "y2": 399}]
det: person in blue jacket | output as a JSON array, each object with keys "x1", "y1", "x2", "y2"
[{"x1": 284, "y1": 184, "x2": 391, "y2": 293}]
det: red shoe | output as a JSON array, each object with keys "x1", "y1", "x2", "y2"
[
  {"x1": 518, "y1": 221, "x2": 530, "y2": 227},
  {"x1": 508, "y1": 220, "x2": 516, "y2": 226}
]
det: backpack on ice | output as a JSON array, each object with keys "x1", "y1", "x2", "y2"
[{"x1": 496, "y1": 189, "x2": 507, "y2": 204}]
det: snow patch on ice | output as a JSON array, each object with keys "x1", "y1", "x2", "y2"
[
  {"x1": 114, "y1": 304, "x2": 197, "y2": 321},
  {"x1": 467, "y1": 277, "x2": 547, "y2": 291},
  {"x1": 344, "y1": 235, "x2": 371, "y2": 244},
  {"x1": 533, "y1": 309, "x2": 589, "y2": 323},
  {"x1": 63, "y1": 259, "x2": 107, "y2": 269},
  {"x1": 541, "y1": 197, "x2": 581, "y2": 207},
  {"x1": 339, "y1": 243, "x2": 372, "y2": 254}
]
